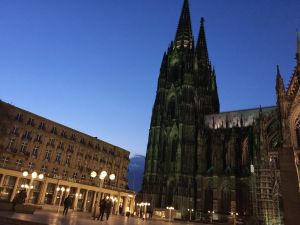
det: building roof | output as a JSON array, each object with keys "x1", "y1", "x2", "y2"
[
  {"x1": 205, "y1": 106, "x2": 276, "y2": 129},
  {"x1": 0, "y1": 100, "x2": 130, "y2": 156}
]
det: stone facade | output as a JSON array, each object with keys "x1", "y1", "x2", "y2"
[
  {"x1": 141, "y1": 0, "x2": 300, "y2": 224},
  {"x1": 0, "y1": 101, "x2": 135, "y2": 213}
]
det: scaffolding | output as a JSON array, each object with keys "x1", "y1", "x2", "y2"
[{"x1": 253, "y1": 151, "x2": 283, "y2": 225}]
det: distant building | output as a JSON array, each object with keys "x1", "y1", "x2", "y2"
[
  {"x1": 141, "y1": 0, "x2": 300, "y2": 224},
  {"x1": 128, "y1": 155, "x2": 145, "y2": 192},
  {"x1": 0, "y1": 101, "x2": 135, "y2": 213}
]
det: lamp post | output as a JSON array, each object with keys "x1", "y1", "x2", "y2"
[
  {"x1": 230, "y1": 212, "x2": 238, "y2": 225},
  {"x1": 208, "y1": 210, "x2": 215, "y2": 223},
  {"x1": 140, "y1": 202, "x2": 150, "y2": 220},
  {"x1": 22, "y1": 171, "x2": 44, "y2": 202},
  {"x1": 110, "y1": 196, "x2": 118, "y2": 214},
  {"x1": 90, "y1": 170, "x2": 116, "y2": 190},
  {"x1": 57, "y1": 186, "x2": 70, "y2": 213},
  {"x1": 166, "y1": 206, "x2": 174, "y2": 222},
  {"x1": 187, "y1": 208, "x2": 194, "y2": 221},
  {"x1": 137, "y1": 203, "x2": 142, "y2": 218},
  {"x1": 90, "y1": 171, "x2": 116, "y2": 216}
]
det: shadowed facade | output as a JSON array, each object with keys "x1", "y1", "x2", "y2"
[{"x1": 141, "y1": 1, "x2": 300, "y2": 224}]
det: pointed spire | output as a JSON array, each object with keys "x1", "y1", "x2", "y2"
[
  {"x1": 276, "y1": 65, "x2": 285, "y2": 96},
  {"x1": 211, "y1": 68, "x2": 220, "y2": 113},
  {"x1": 196, "y1": 17, "x2": 209, "y2": 66},
  {"x1": 174, "y1": 0, "x2": 194, "y2": 49}
]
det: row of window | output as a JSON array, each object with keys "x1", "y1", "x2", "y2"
[
  {"x1": 0, "y1": 156, "x2": 125, "y2": 183},
  {"x1": 7, "y1": 136, "x2": 118, "y2": 165},
  {"x1": 12, "y1": 117, "x2": 124, "y2": 157}
]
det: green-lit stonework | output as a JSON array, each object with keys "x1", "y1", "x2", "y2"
[{"x1": 141, "y1": 1, "x2": 300, "y2": 224}]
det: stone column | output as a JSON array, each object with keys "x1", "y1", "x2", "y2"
[
  {"x1": 65, "y1": 186, "x2": 71, "y2": 197},
  {"x1": 10, "y1": 177, "x2": 20, "y2": 202},
  {"x1": 115, "y1": 193, "x2": 121, "y2": 215},
  {"x1": 0, "y1": 175, "x2": 5, "y2": 187},
  {"x1": 51, "y1": 183, "x2": 59, "y2": 205},
  {"x1": 129, "y1": 196, "x2": 135, "y2": 213},
  {"x1": 82, "y1": 190, "x2": 88, "y2": 212},
  {"x1": 91, "y1": 191, "x2": 97, "y2": 210},
  {"x1": 122, "y1": 196, "x2": 129, "y2": 214},
  {"x1": 73, "y1": 188, "x2": 80, "y2": 210},
  {"x1": 37, "y1": 180, "x2": 48, "y2": 204}
]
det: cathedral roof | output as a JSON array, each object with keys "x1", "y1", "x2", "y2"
[{"x1": 205, "y1": 106, "x2": 276, "y2": 129}]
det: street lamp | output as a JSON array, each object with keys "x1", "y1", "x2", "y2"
[
  {"x1": 90, "y1": 170, "x2": 116, "y2": 189},
  {"x1": 140, "y1": 202, "x2": 150, "y2": 220},
  {"x1": 90, "y1": 171, "x2": 116, "y2": 216},
  {"x1": 22, "y1": 171, "x2": 44, "y2": 202},
  {"x1": 230, "y1": 212, "x2": 239, "y2": 225},
  {"x1": 208, "y1": 210, "x2": 215, "y2": 223},
  {"x1": 166, "y1": 206, "x2": 174, "y2": 222},
  {"x1": 137, "y1": 203, "x2": 142, "y2": 218},
  {"x1": 57, "y1": 186, "x2": 70, "y2": 213},
  {"x1": 110, "y1": 196, "x2": 118, "y2": 214},
  {"x1": 187, "y1": 208, "x2": 194, "y2": 221}
]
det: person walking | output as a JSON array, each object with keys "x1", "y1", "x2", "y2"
[
  {"x1": 98, "y1": 198, "x2": 107, "y2": 221},
  {"x1": 63, "y1": 195, "x2": 72, "y2": 216},
  {"x1": 106, "y1": 198, "x2": 113, "y2": 220},
  {"x1": 12, "y1": 189, "x2": 27, "y2": 211}
]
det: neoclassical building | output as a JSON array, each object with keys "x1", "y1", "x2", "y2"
[
  {"x1": 0, "y1": 100, "x2": 135, "y2": 213},
  {"x1": 141, "y1": 1, "x2": 300, "y2": 224}
]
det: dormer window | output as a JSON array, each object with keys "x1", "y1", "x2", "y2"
[
  {"x1": 39, "y1": 122, "x2": 46, "y2": 130},
  {"x1": 16, "y1": 113, "x2": 23, "y2": 121},
  {"x1": 27, "y1": 118, "x2": 35, "y2": 126},
  {"x1": 51, "y1": 127, "x2": 57, "y2": 134}
]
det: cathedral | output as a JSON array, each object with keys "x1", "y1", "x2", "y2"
[{"x1": 141, "y1": 0, "x2": 300, "y2": 224}]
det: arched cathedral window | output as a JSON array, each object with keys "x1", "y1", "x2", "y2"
[
  {"x1": 295, "y1": 116, "x2": 300, "y2": 147},
  {"x1": 167, "y1": 98, "x2": 176, "y2": 119}
]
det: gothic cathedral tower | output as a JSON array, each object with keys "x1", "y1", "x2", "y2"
[{"x1": 141, "y1": 0, "x2": 219, "y2": 210}]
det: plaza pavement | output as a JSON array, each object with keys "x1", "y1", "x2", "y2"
[{"x1": 0, "y1": 210, "x2": 229, "y2": 225}]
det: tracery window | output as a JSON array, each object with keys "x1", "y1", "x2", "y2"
[
  {"x1": 295, "y1": 116, "x2": 300, "y2": 147},
  {"x1": 167, "y1": 99, "x2": 176, "y2": 119}
]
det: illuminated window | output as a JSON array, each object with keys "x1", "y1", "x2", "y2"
[
  {"x1": 20, "y1": 142, "x2": 27, "y2": 153},
  {"x1": 28, "y1": 162, "x2": 35, "y2": 170},
  {"x1": 15, "y1": 159, "x2": 23, "y2": 168},
  {"x1": 31, "y1": 146, "x2": 38, "y2": 158}
]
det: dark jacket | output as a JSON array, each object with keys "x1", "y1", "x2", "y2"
[
  {"x1": 64, "y1": 197, "x2": 72, "y2": 208},
  {"x1": 99, "y1": 199, "x2": 107, "y2": 212}
]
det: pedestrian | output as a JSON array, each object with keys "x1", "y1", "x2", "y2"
[
  {"x1": 119, "y1": 204, "x2": 123, "y2": 215},
  {"x1": 12, "y1": 189, "x2": 27, "y2": 211},
  {"x1": 98, "y1": 198, "x2": 107, "y2": 221},
  {"x1": 63, "y1": 195, "x2": 72, "y2": 216},
  {"x1": 105, "y1": 198, "x2": 113, "y2": 220}
]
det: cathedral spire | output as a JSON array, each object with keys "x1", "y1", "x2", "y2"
[
  {"x1": 174, "y1": 0, "x2": 194, "y2": 49},
  {"x1": 276, "y1": 65, "x2": 285, "y2": 97},
  {"x1": 196, "y1": 17, "x2": 209, "y2": 66}
]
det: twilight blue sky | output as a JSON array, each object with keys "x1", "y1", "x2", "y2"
[{"x1": 0, "y1": 0, "x2": 299, "y2": 156}]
